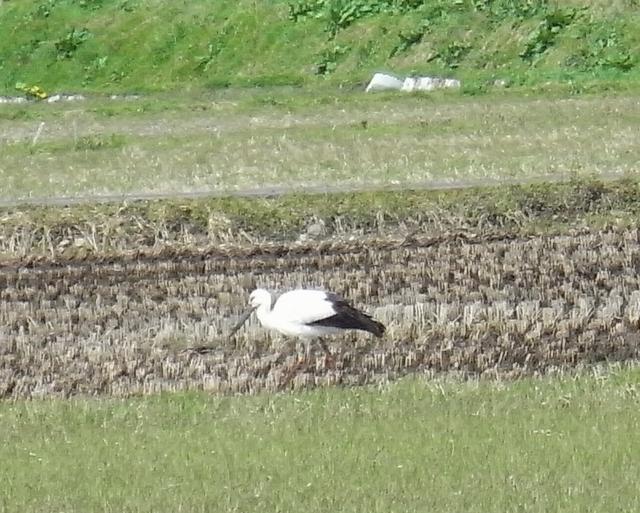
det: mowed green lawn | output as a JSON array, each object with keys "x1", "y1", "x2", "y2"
[{"x1": 1, "y1": 368, "x2": 639, "y2": 513}]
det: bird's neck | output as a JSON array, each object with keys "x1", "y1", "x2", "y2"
[{"x1": 255, "y1": 303, "x2": 274, "y2": 327}]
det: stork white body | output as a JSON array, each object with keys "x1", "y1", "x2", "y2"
[
  {"x1": 231, "y1": 288, "x2": 386, "y2": 340},
  {"x1": 255, "y1": 289, "x2": 345, "y2": 338}
]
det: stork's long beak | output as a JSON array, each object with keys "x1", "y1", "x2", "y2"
[{"x1": 229, "y1": 306, "x2": 257, "y2": 337}]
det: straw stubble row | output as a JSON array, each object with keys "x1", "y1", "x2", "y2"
[{"x1": 1, "y1": 228, "x2": 639, "y2": 398}]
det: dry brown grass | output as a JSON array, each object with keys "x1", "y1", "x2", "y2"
[
  {"x1": 1, "y1": 177, "x2": 638, "y2": 261},
  {"x1": 1, "y1": 93, "x2": 639, "y2": 201},
  {"x1": 2, "y1": 227, "x2": 639, "y2": 398}
]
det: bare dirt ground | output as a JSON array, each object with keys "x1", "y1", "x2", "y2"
[{"x1": 2, "y1": 227, "x2": 639, "y2": 399}]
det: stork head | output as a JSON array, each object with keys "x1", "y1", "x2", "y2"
[
  {"x1": 249, "y1": 288, "x2": 272, "y2": 309},
  {"x1": 229, "y1": 288, "x2": 272, "y2": 338}
]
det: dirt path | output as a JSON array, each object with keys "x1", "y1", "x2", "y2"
[{"x1": 0, "y1": 172, "x2": 624, "y2": 208}]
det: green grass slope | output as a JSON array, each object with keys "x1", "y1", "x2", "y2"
[{"x1": 1, "y1": 0, "x2": 640, "y2": 94}]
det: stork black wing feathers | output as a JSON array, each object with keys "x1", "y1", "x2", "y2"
[{"x1": 308, "y1": 293, "x2": 386, "y2": 337}]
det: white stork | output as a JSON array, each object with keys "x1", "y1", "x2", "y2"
[{"x1": 230, "y1": 289, "x2": 386, "y2": 347}]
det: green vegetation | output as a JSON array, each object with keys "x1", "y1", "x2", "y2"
[
  {"x1": 1, "y1": 0, "x2": 640, "y2": 94},
  {"x1": 1, "y1": 368, "x2": 639, "y2": 512}
]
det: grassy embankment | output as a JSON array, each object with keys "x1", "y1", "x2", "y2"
[
  {"x1": 1, "y1": 0, "x2": 640, "y2": 94},
  {"x1": 1, "y1": 1, "x2": 639, "y2": 203},
  {"x1": 1, "y1": 368, "x2": 639, "y2": 512}
]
